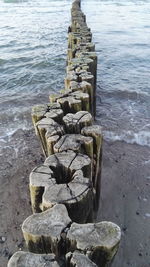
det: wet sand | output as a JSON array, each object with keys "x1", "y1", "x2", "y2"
[
  {"x1": 0, "y1": 129, "x2": 44, "y2": 267},
  {"x1": 97, "y1": 140, "x2": 150, "y2": 267},
  {"x1": 0, "y1": 130, "x2": 150, "y2": 266}
]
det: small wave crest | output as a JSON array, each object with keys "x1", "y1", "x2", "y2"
[
  {"x1": 104, "y1": 130, "x2": 150, "y2": 147},
  {"x1": 98, "y1": 87, "x2": 150, "y2": 102}
]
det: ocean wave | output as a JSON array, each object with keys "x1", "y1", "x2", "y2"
[
  {"x1": 0, "y1": 125, "x2": 31, "y2": 141},
  {"x1": 104, "y1": 130, "x2": 150, "y2": 147},
  {"x1": 97, "y1": 87, "x2": 150, "y2": 102}
]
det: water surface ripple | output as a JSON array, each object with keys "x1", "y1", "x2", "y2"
[
  {"x1": 0, "y1": 0, "x2": 71, "y2": 138},
  {"x1": 0, "y1": 0, "x2": 150, "y2": 148},
  {"x1": 82, "y1": 0, "x2": 150, "y2": 147}
]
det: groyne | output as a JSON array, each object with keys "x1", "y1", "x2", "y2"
[{"x1": 8, "y1": 0, "x2": 121, "y2": 266}]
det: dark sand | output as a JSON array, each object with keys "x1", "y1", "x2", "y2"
[
  {"x1": 97, "y1": 140, "x2": 150, "y2": 267},
  {"x1": 0, "y1": 129, "x2": 44, "y2": 267},
  {"x1": 0, "y1": 129, "x2": 150, "y2": 266}
]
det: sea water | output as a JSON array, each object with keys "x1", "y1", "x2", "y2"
[
  {"x1": 0, "y1": 0, "x2": 150, "y2": 149},
  {"x1": 82, "y1": 0, "x2": 150, "y2": 146}
]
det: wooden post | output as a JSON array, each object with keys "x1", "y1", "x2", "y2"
[
  {"x1": 49, "y1": 90, "x2": 90, "y2": 114},
  {"x1": 22, "y1": 204, "x2": 71, "y2": 256},
  {"x1": 54, "y1": 134, "x2": 93, "y2": 160},
  {"x1": 66, "y1": 251, "x2": 97, "y2": 267},
  {"x1": 81, "y1": 125, "x2": 102, "y2": 187},
  {"x1": 68, "y1": 57, "x2": 94, "y2": 79},
  {"x1": 44, "y1": 150, "x2": 92, "y2": 180},
  {"x1": 69, "y1": 81, "x2": 94, "y2": 115},
  {"x1": 65, "y1": 70, "x2": 95, "y2": 115},
  {"x1": 66, "y1": 222, "x2": 121, "y2": 267},
  {"x1": 63, "y1": 111, "x2": 92, "y2": 134},
  {"x1": 8, "y1": 251, "x2": 59, "y2": 267},
  {"x1": 32, "y1": 103, "x2": 63, "y2": 134},
  {"x1": 29, "y1": 165, "x2": 55, "y2": 213},
  {"x1": 36, "y1": 118, "x2": 64, "y2": 156},
  {"x1": 30, "y1": 150, "x2": 92, "y2": 214},
  {"x1": 42, "y1": 170, "x2": 93, "y2": 223}
]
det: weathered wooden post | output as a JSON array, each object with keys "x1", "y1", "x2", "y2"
[
  {"x1": 49, "y1": 90, "x2": 90, "y2": 114},
  {"x1": 66, "y1": 222, "x2": 121, "y2": 267},
  {"x1": 29, "y1": 165, "x2": 54, "y2": 213},
  {"x1": 22, "y1": 204, "x2": 71, "y2": 256},
  {"x1": 36, "y1": 118, "x2": 64, "y2": 156},
  {"x1": 63, "y1": 111, "x2": 92, "y2": 134},
  {"x1": 81, "y1": 125, "x2": 102, "y2": 211},
  {"x1": 29, "y1": 150, "x2": 92, "y2": 216},
  {"x1": 42, "y1": 170, "x2": 93, "y2": 223},
  {"x1": 66, "y1": 251, "x2": 97, "y2": 267},
  {"x1": 8, "y1": 0, "x2": 121, "y2": 266},
  {"x1": 8, "y1": 251, "x2": 59, "y2": 267},
  {"x1": 31, "y1": 103, "x2": 63, "y2": 133},
  {"x1": 54, "y1": 134, "x2": 93, "y2": 159}
]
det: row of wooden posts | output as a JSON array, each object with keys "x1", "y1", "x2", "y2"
[{"x1": 8, "y1": 0, "x2": 121, "y2": 266}]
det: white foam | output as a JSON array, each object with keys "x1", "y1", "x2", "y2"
[
  {"x1": 0, "y1": 125, "x2": 33, "y2": 144},
  {"x1": 104, "y1": 130, "x2": 150, "y2": 147}
]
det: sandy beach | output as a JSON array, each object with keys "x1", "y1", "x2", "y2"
[
  {"x1": 0, "y1": 128, "x2": 150, "y2": 266},
  {"x1": 0, "y1": 129, "x2": 44, "y2": 267},
  {"x1": 98, "y1": 140, "x2": 150, "y2": 267}
]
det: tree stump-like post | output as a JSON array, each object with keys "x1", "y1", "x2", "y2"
[
  {"x1": 8, "y1": 251, "x2": 59, "y2": 267},
  {"x1": 65, "y1": 70, "x2": 94, "y2": 99},
  {"x1": 49, "y1": 90, "x2": 90, "y2": 114},
  {"x1": 31, "y1": 103, "x2": 63, "y2": 135},
  {"x1": 64, "y1": 71, "x2": 78, "y2": 89},
  {"x1": 77, "y1": 42, "x2": 95, "y2": 52},
  {"x1": 50, "y1": 92, "x2": 81, "y2": 114},
  {"x1": 54, "y1": 134, "x2": 93, "y2": 160},
  {"x1": 36, "y1": 118, "x2": 64, "y2": 156},
  {"x1": 63, "y1": 111, "x2": 92, "y2": 134},
  {"x1": 81, "y1": 125, "x2": 103, "y2": 210},
  {"x1": 22, "y1": 204, "x2": 71, "y2": 256},
  {"x1": 67, "y1": 42, "x2": 95, "y2": 62},
  {"x1": 46, "y1": 134, "x2": 60, "y2": 156},
  {"x1": 30, "y1": 151, "x2": 92, "y2": 213},
  {"x1": 42, "y1": 170, "x2": 93, "y2": 223},
  {"x1": 81, "y1": 125, "x2": 102, "y2": 187},
  {"x1": 69, "y1": 81, "x2": 93, "y2": 115},
  {"x1": 29, "y1": 165, "x2": 55, "y2": 213},
  {"x1": 66, "y1": 251, "x2": 97, "y2": 267},
  {"x1": 44, "y1": 150, "x2": 92, "y2": 180},
  {"x1": 76, "y1": 51, "x2": 97, "y2": 114},
  {"x1": 76, "y1": 51, "x2": 97, "y2": 83},
  {"x1": 66, "y1": 222, "x2": 121, "y2": 267},
  {"x1": 70, "y1": 91, "x2": 90, "y2": 112}
]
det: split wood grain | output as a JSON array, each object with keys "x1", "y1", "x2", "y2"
[
  {"x1": 22, "y1": 204, "x2": 71, "y2": 256},
  {"x1": 66, "y1": 222, "x2": 121, "y2": 267},
  {"x1": 8, "y1": 251, "x2": 59, "y2": 267}
]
